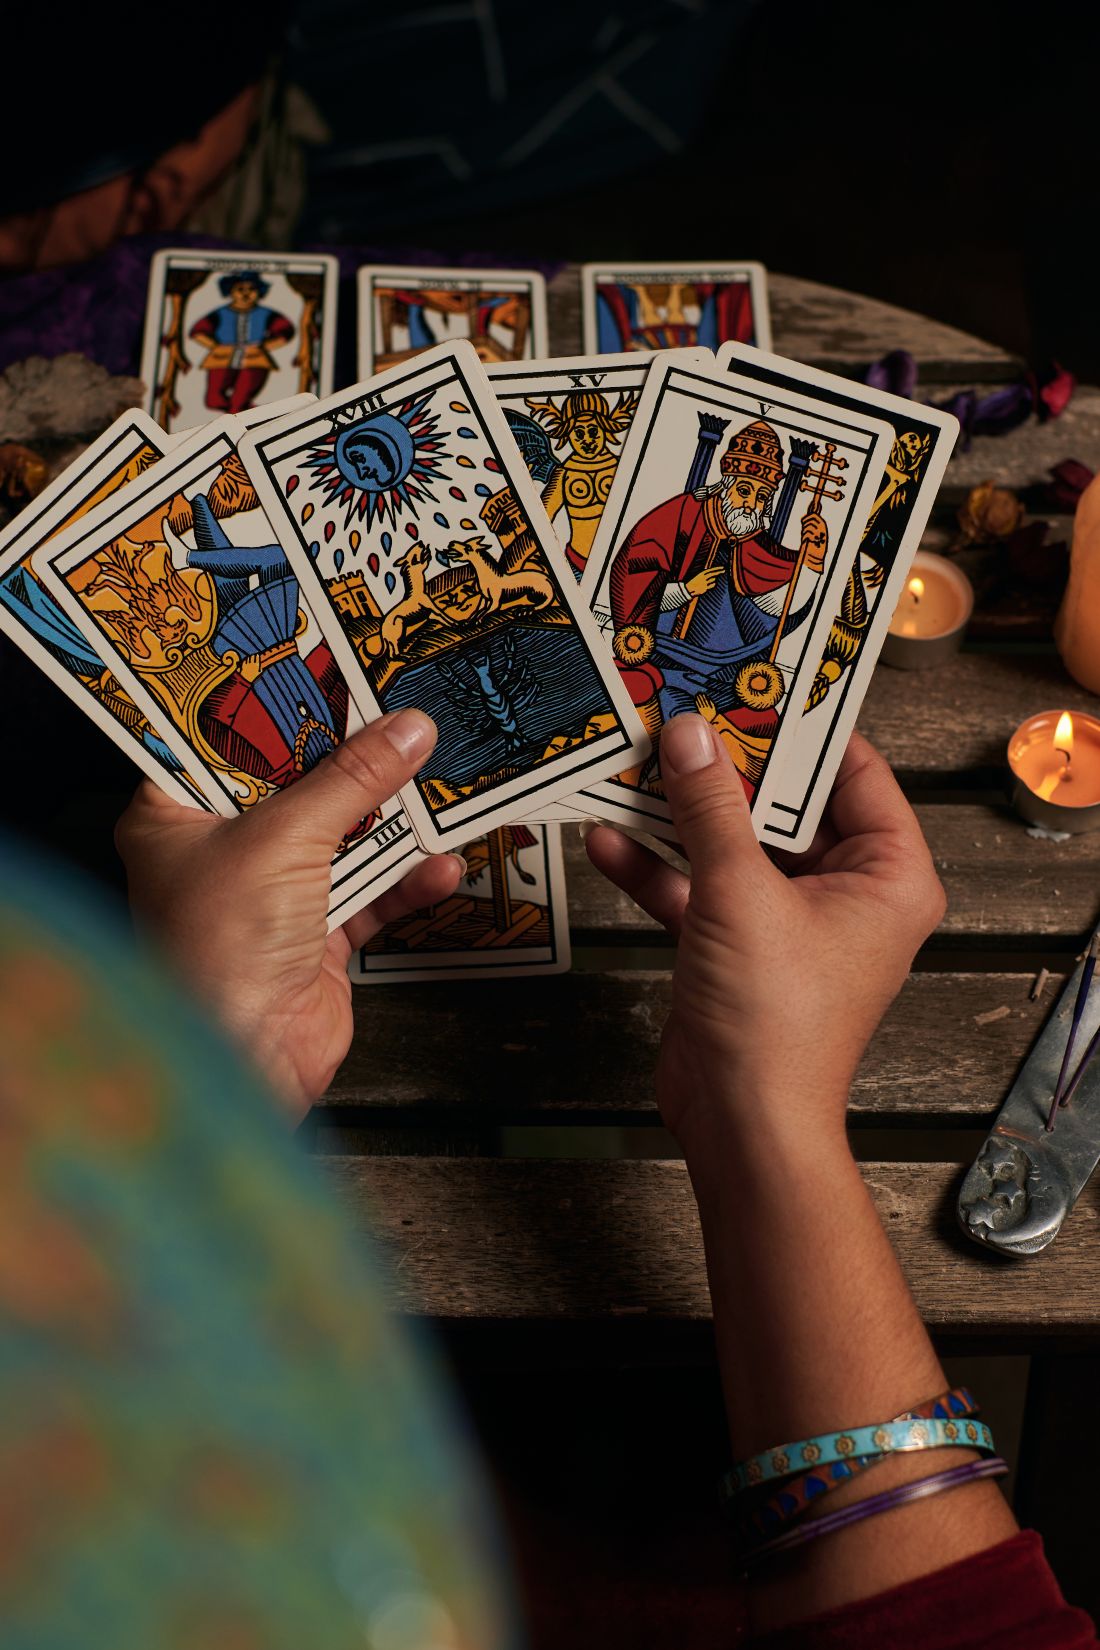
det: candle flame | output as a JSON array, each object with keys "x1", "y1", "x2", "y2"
[
  {"x1": 908, "y1": 576, "x2": 925, "y2": 602},
  {"x1": 1055, "y1": 711, "x2": 1074, "y2": 757}
]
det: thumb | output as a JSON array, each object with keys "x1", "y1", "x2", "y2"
[
  {"x1": 241, "y1": 707, "x2": 437, "y2": 859},
  {"x1": 659, "y1": 713, "x2": 760, "y2": 885}
]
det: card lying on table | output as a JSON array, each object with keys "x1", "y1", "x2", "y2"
[
  {"x1": 358, "y1": 265, "x2": 549, "y2": 375},
  {"x1": 236, "y1": 340, "x2": 649, "y2": 853},
  {"x1": 0, "y1": 409, "x2": 215, "y2": 809},
  {"x1": 582, "y1": 261, "x2": 771, "y2": 355},
  {"x1": 576, "y1": 355, "x2": 894, "y2": 842},
  {"x1": 32, "y1": 418, "x2": 420, "y2": 927},
  {"x1": 141, "y1": 249, "x2": 339, "y2": 435},
  {"x1": 717, "y1": 342, "x2": 959, "y2": 852},
  {"x1": 352, "y1": 822, "x2": 569, "y2": 983}
]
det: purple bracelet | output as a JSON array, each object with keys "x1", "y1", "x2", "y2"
[{"x1": 737, "y1": 1456, "x2": 1009, "y2": 1571}]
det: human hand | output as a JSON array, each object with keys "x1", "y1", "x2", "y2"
[
  {"x1": 798, "y1": 510, "x2": 828, "y2": 571},
  {"x1": 686, "y1": 566, "x2": 724, "y2": 596},
  {"x1": 115, "y1": 709, "x2": 462, "y2": 1119},
  {"x1": 584, "y1": 716, "x2": 945, "y2": 1155}
]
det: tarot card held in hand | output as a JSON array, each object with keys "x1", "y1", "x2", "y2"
[
  {"x1": 485, "y1": 351, "x2": 709, "y2": 582},
  {"x1": 33, "y1": 420, "x2": 421, "y2": 925},
  {"x1": 141, "y1": 250, "x2": 339, "y2": 435},
  {"x1": 717, "y1": 343, "x2": 960, "y2": 851},
  {"x1": 237, "y1": 341, "x2": 648, "y2": 853},
  {"x1": 582, "y1": 262, "x2": 771, "y2": 355},
  {"x1": 358, "y1": 266, "x2": 549, "y2": 375},
  {"x1": 352, "y1": 822, "x2": 569, "y2": 982},
  {"x1": 577, "y1": 357, "x2": 894, "y2": 842},
  {"x1": 0, "y1": 409, "x2": 218, "y2": 809}
]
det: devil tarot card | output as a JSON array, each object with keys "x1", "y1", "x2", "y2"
[
  {"x1": 576, "y1": 356, "x2": 894, "y2": 841},
  {"x1": 236, "y1": 342, "x2": 648, "y2": 853},
  {"x1": 717, "y1": 343, "x2": 959, "y2": 851}
]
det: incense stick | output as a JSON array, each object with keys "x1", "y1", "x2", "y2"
[
  {"x1": 1045, "y1": 930, "x2": 1100, "y2": 1132},
  {"x1": 1059, "y1": 1020, "x2": 1100, "y2": 1112}
]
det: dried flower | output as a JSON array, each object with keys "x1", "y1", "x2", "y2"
[
  {"x1": 0, "y1": 442, "x2": 48, "y2": 507},
  {"x1": 957, "y1": 481, "x2": 1024, "y2": 543}
]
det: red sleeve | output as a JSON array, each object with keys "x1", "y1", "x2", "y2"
[
  {"x1": 745, "y1": 1532, "x2": 1097, "y2": 1649},
  {"x1": 189, "y1": 310, "x2": 217, "y2": 342},
  {"x1": 608, "y1": 493, "x2": 690, "y2": 633},
  {"x1": 265, "y1": 312, "x2": 294, "y2": 342}
]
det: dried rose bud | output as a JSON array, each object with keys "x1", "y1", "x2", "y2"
[
  {"x1": 957, "y1": 480, "x2": 1024, "y2": 543},
  {"x1": 0, "y1": 442, "x2": 48, "y2": 506}
]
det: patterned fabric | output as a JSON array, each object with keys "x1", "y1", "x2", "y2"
[
  {"x1": 0, "y1": 835, "x2": 520, "y2": 1650},
  {"x1": 723, "y1": 1415, "x2": 995, "y2": 1497}
]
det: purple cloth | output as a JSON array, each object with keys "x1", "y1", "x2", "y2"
[{"x1": 0, "y1": 233, "x2": 564, "y2": 380}]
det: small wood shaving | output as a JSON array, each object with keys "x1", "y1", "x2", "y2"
[
  {"x1": 1030, "y1": 968, "x2": 1050, "y2": 1001},
  {"x1": 974, "y1": 1005, "x2": 1012, "y2": 1026}
]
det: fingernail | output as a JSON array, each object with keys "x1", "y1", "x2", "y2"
[
  {"x1": 447, "y1": 853, "x2": 467, "y2": 877},
  {"x1": 579, "y1": 818, "x2": 599, "y2": 841},
  {"x1": 381, "y1": 707, "x2": 436, "y2": 763},
  {"x1": 661, "y1": 714, "x2": 716, "y2": 775}
]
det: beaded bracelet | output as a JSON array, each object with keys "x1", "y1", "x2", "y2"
[
  {"x1": 723, "y1": 1414, "x2": 994, "y2": 1498},
  {"x1": 737, "y1": 1456, "x2": 1009, "y2": 1571},
  {"x1": 727, "y1": 1386, "x2": 980, "y2": 1544}
]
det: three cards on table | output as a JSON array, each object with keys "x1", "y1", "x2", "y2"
[{"x1": 3, "y1": 249, "x2": 955, "y2": 974}]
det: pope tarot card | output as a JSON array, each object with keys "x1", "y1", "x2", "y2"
[
  {"x1": 0, "y1": 410, "x2": 218, "y2": 809},
  {"x1": 577, "y1": 357, "x2": 894, "y2": 841},
  {"x1": 352, "y1": 822, "x2": 569, "y2": 982},
  {"x1": 717, "y1": 343, "x2": 960, "y2": 851},
  {"x1": 484, "y1": 351, "x2": 710, "y2": 583},
  {"x1": 236, "y1": 341, "x2": 649, "y2": 853},
  {"x1": 141, "y1": 250, "x2": 339, "y2": 435},
  {"x1": 581, "y1": 262, "x2": 771, "y2": 356},
  {"x1": 33, "y1": 421, "x2": 420, "y2": 926},
  {"x1": 358, "y1": 266, "x2": 549, "y2": 376}
]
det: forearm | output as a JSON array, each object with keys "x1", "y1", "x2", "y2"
[{"x1": 678, "y1": 1095, "x2": 1017, "y2": 1630}]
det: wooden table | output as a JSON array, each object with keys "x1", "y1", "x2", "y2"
[{"x1": 317, "y1": 270, "x2": 1100, "y2": 1351}]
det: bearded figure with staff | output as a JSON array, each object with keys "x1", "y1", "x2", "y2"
[{"x1": 606, "y1": 415, "x2": 846, "y2": 798}]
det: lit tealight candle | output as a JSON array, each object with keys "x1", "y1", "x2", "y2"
[
  {"x1": 1008, "y1": 709, "x2": 1100, "y2": 833},
  {"x1": 879, "y1": 551, "x2": 974, "y2": 669}
]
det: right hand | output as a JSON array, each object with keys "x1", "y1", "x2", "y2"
[
  {"x1": 685, "y1": 565, "x2": 724, "y2": 596},
  {"x1": 585, "y1": 717, "x2": 945, "y2": 1154}
]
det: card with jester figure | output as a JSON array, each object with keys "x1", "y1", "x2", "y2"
[
  {"x1": 236, "y1": 341, "x2": 649, "y2": 853},
  {"x1": 351, "y1": 822, "x2": 569, "y2": 982},
  {"x1": 0, "y1": 409, "x2": 221, "y2": 810},
  {"x1": 33, "y1": 419, "x2": 421, "y2": 927},
  {"x1": 717, "y1": 343, "x2": 960, "y2": 852},
  {"x1": 358, "y1": 266, "x2": 549, "y2": 376},
  {"x1": 582, "y1": 262, "x2": 771, "y2": 357},
  {"x1": 577, "y1": 356, "x2": 894, "y2": 842},
  {"x1": 141, "y1": 251, "x2": 339, "y2": 436}
]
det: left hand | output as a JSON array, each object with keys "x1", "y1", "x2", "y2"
[
  {"x1": 799, "y1": 509, "x2": 828, "y2": 572},
  {"x1": 115, "y1": 709, "x2": 462, "y2": 1118}
]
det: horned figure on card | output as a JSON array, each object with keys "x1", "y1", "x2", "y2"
[
  {"x1": 437, "y1": 630, "x2": 539, "y2": 761},
  {"x1": 438, "y1": 534, "x2": 555, "y2": 617}
]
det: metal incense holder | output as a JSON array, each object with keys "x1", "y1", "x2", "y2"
[{"x1": 958, "y1": 951, "x2": 1100, "y2": 1255}]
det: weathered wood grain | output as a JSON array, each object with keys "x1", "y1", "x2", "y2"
[
  {"x1": 323, "y1": 1156, "x2": 1100, "y2": 1334},
  {"x1": 560, "y1": 813, "x2": 1100, "y2": 943},
  {"x1": 547, "y1": 268, "x2": 1020, "y2": 380},
  {"x1": 330, "y1": 969, "x2": 1055, "y2": 1123},
  {"x1": 860, "y1": 650, "x2": 1100, "y2": 778}
]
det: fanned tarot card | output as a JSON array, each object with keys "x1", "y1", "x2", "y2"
[
  {"x1": 0, "y1": 410, "x2": 215, "y2": 809},
  {"x1": 33, "y1": 420, "x2": 421, "y2": 927},
  {"x1": 141, "y1": 250, "x2": 339, "y2": 436},
  {"x1": 576, "y1": 357, "x2": 894, "y2": 842},
  {"x1": 236, "y1": 341, "x2": 649, "y2": 853},
  {"x1": 717, "y1": 343, "x2": 959, "y2": 851},
  {"x1": 581, "y1": 262, "x2": 771, "y2": 356},
  {"x1": 352, "y1": 822, "x2": 569, "y2": 982},
  {"x1": 358, "y1": 266, "x2": 549, "y2": 376}
]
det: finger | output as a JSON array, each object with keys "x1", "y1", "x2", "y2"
[
  {"x1": 658, "y1": 713, "x2": 762, "y2": 890},
  {"x1": 583, "y1": 823, "x2": 690, "y2": 934},
  {"x1": 341, "y1": 852, "x2": 465, "y2": 951},
  {"x1": 114, "y1": 778, "x2": 210, "y2": 860},
  {"x1": 827, "y1": 731, "x2": 925, "y2": 852},
  {"x1": 244, "y1": 710, "x2": 438, "y2": 858}
]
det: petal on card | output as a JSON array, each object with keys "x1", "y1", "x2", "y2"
[
  {"x1": 286, "y1": 474, "x2": 299, "y2": 494},
  {"x1": 324, "y1": 520, "x2": 335, "y2": 541},
  {"x1": 433, "y1": 511, "x2": 449, "y2": 527},
  {"x1": 367, "y1": 553, "x2": 379, "y2": 575}
]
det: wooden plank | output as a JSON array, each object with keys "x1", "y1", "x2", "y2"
[
  {"x1": 323, "y1": 1156, "x2": 1100, "y2": 1334},
  {"x1": 547, "y1": 269, "x2": 1020, "y2": 380},
  {"x1": 330, "y1": 969, "x2": 1055, "y2": 1122},
  {"x1": 558, "y1": 815, "x2": 1100, "y2": 943},
  {"x1": 860, "y1": 650, "x2": 1100, "y2": 778}
]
